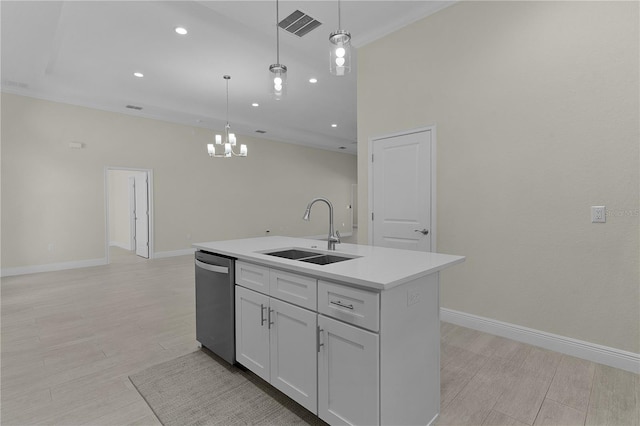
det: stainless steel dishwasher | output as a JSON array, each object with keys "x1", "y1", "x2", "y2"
[{"x1": 194, "y1": 250, "x2": 235, "y2": 364}]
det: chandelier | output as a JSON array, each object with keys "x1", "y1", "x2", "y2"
[{"x1": 207, "y1": 75, "x2": 247, "y2": 158}]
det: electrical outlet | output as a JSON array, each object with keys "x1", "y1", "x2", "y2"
[
  {"x1": 407, "y1": 288, "x2": 421, "y2": 306},
  {"x1": 591, "y1": 206, "x2": 606, "y2": 223}
]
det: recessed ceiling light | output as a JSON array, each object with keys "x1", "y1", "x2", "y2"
[
  {"x1": 331, "y1": 123, "x2": 338, "y2": 128},
  {"x1": 175, "y1": 27, "x2": 188, "y2": 35},
  {"x1": 252, "y1": 103, "x2": 259, "y2": 107},
  {"x1": 133, "y1": 72, "x2": 144, "y2": 78},
  {"x1": 309, "y1": 78, "x2": 318, "y2": 83}
]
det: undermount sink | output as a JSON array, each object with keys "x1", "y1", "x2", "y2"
[
  {"x1": 265, "y1": 249, "x2": 322, "y2": 260},
  {"x1": 262, "y1": 248, "x2": 358, "y2": 265},
  {"x1": 299, "y1": 254, "x2": 351, "y2": 265}
]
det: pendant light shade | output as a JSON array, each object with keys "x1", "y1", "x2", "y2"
[
  {"x1": 269, "y1": 64, "x2": 287, "y2": 100},
  {"x1": 329, "y1": 0, "x2": 351, "y2": 76},
  {"x1": 269, "y1": 0, "x2": 287, "y2": 99}
]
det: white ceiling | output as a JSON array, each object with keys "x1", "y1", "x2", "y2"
[{"x1": 1, "y1": 1, "x2": 454, "y2": 154}]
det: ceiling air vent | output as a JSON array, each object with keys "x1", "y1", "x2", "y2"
[
  {"x1": 279, "y1": 10, "x2": 322, "y2": 37},
  {"x1": 255, "y1": 130, "x2": 267, "y2": 134},
  {"x1": 126, "y1": 105, "x2": 143, "y2": 110}
]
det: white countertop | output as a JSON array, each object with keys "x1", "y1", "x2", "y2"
[{"x1": 193, "y1": 236, "x2": 465, "y2": 291}]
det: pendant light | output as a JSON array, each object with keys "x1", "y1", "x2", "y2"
[
  {"x1": 329, "y1": 0, "x2": 351, "y2": 76},
  {"x1": 268, "y1": 0, "x2": 287, "y2": 99},
  {"x1": 207, "y1": 75, "x2": 247, "y2": 158}
]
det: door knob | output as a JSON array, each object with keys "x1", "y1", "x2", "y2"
[{"x1": 414, "y1": 229, "x2": 429, "y2": 235}]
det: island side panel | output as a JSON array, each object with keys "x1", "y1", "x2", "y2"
[{"x1": 380, "y1": 272, "x2": 440, "y2": 425}]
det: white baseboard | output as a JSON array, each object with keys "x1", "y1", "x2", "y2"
[
  {"x1": 441, "y1": 308, "x2": 640, "y2": 374},
  {"x1": 1, "y1": 258, "x2": 108, "y2": 278},
  {"x1": 154, "y1": 248, "x2": 195, "y2": 258}
]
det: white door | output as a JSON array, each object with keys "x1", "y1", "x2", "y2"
[
  {"x1": 318, "y1": 315, "x2": 379, "y2": 426},
  {"x1": 235, "y1": 286, "x2": 270, "y2": 381},
  {"x1": 128, "y1": 176, "x2": 136, "y2": 250},
  {"x1": 269, "y1": 298, "x2": 317, "y2": 413},
  {"x1": 133, "y1": 173, "x2": 149, "y2": 258},
  {"x1": 371, "y1": 129, "x2": 433, "y2": 251}
]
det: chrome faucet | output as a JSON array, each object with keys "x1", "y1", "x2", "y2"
[{"x1": 303, "y1": 197, "x2": 341, "y2": 250}]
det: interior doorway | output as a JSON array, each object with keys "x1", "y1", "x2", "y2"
[
  {"x1": 105, "y1": 167, "x2": 153, "y2": 263},
  {"x1": 368, "y1": 126, "x2": 436, "y2": 252}
]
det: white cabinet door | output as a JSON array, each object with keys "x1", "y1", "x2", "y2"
[
  {"x1": 318, "y1": 315, "x2": 379, "y2": 426},
  {"x1": 235, "y1": 286, "x2": 270, "y2": 381},
  {"x1": 269, "y1": 298, "x2": 317, "y2": 413}
]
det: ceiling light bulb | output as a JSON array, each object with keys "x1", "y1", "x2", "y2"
[
  {"x1": 335, "y1": 47, "x2": 346, "y2": 58},
  {"x1": 252, "y1": 103, "x2": 259, "y2": 107},
  {"x1": 215, "y1": 134, "x2": 222, "y2": 145},
  {"x1": 309, "y1": 78, "x2": 318, "y2": 84},
  {"x1": 175, "y1": 27, "x2": 188, "y2": 35},
  {"x1": 133, "y1": 72, "x2": 144, "y2": 78},
  {"x1": 335, "y1": 57, "x2": 345, "y2": 67},
  {"x1": 273, "y1": 77, "x2": 282, "y2": 85},
  {"x1": 331, "y1": 124, "x2": 338, "y2": 128}
]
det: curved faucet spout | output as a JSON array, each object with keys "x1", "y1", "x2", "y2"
[{"x1": 303, "y1": 197, "x2": 341, "y2": 250}]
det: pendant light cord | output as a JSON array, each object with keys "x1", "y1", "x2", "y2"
[
  {"x1": 276, "y1": 0, "x2": 280, "y2": 64},
  {"x1": 338, "y1": 0, "x2": 341, "y2": 30},
  {"x1": 226, "y1": 78, "x2": 229, "y2": 126}
]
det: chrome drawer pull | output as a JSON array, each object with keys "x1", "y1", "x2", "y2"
[
  {"x1": 317, "y1": 326, "x2": 324, "y2": 352},
  {"x1": 268, "y1": 308, "x2": 274, "y2": 329},
  {"x1": 330, "y1": 300, "x2": 354, "y2": 310},
  {"x1": 260, "y1": 304, "x2": 266, "y2": 326}
]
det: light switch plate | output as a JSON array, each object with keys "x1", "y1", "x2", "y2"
[{"x1": 591, "y1": 206, "x2": 606, "y2": 223}]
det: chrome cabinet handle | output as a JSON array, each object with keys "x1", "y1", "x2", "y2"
[
  {"x1": 195, "y1": 259, "x2": 229, "y2": 274},
  {"x1": 260, "y1": 304, "x2": 266, "y2": 326},
  {"x1": 330, "y1": 300, "x2": 354, "y2": 310},
  {"x1": 317, "y1": 326, "x2": 324, "y2": 352},
  {"x1": 414, "y1": 229, "x2": 429, "y2": 235},
  {"x1": 268, "y1": 308, "x2": 274, "y2": 329}
]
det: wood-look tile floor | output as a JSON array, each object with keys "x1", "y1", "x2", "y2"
[{"x1": 2, "y1": 249, "x2": 638, "y2": 425}]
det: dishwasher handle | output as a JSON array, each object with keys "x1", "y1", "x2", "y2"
[{"x1": 195, "y1": 259, "x2": 229, "y2": 274}]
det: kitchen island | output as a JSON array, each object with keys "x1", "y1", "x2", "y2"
[{"x1": 193, "y1": 236, "x2": 464, "y2": 426}]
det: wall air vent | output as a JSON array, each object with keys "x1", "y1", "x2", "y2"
[
  {"x1": 279, "y1": 10, "x2": 322, "y2": 37},
  {"x1": 126, "y1": 105, "x2": 143, "y2": 110}
]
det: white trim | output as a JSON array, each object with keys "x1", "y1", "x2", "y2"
[
  {"x1": 368, "y1": 125, "x2": 437, "y2": 252},
  {"x1": 441, "y1": 308, "x2": 640, "y2": 374},
  {"x1": 154, "y1": 248, "x2": 196, "y2": 258},
  {"x1": 1, "y1": 258, "x2": 107, "y2": 278},
  {"x1": 353, "y1": 1, "x2": 457, "y2": 48}
]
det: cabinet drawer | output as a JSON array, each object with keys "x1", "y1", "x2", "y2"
[
  {"x1": 318, "y1": 281, "x2": 379, "y2": 332},
  {"x1": 269, "y1": 270, "x2": 317, "y2": 310},
  {"x1": 236, "y1": 261, "x2": 270, "y2": 294}
]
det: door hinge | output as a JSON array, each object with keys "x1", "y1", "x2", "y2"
[
  {"x1": 371, "y1": 154, "x2": 374, "y2": 162},
  {"x1": 371, "y1": 212, "x2": 374, "y2": 221}
]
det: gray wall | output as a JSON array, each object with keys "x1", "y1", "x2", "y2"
[
  {"x1": 1, "y1": 94, "x2": 357, "y2": 270},
  {"x1": 357, "y1": 1, "x2": 639, "y2": 353}
]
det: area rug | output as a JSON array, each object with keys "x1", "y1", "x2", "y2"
[{"x1": 129, "y1": 349, "x2": 326, "y2": 426}]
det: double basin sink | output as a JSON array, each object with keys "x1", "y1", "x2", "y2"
[{"x1": 262, "y1": 248, "x2": 359, "y2": 265}]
